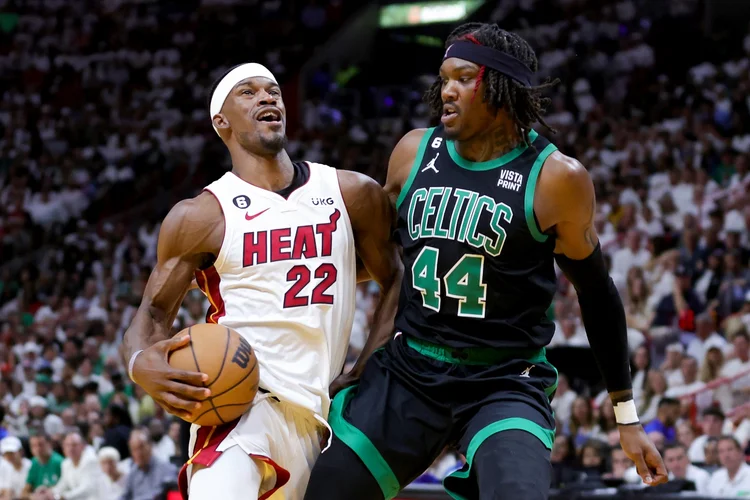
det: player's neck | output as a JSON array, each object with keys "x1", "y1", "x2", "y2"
[
  {"x1": 455, "y1": 120, "x2": 522, "y2": 163},
  {"x1": 230, "y1": 148, "x2": 295, "y2": 192}
]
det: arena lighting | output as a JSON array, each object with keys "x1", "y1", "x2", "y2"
[{"x1": 379, "y1": 0, "x2": 484, "y2": 28}]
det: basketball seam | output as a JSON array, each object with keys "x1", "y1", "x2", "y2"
[
  {"x1": 208, "y1": 356, "x2": 258, "y2": 399},
  {"x1": 205, "y1": 327, "x2": 231, "y2": 388},
  {"x1": 191, "y1": 402, "x2": 259, "y2": 423},
  {"x1": 187, "y1": 327, "x2": 225, "y2": 425}
]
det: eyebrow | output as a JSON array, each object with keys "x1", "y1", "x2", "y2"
[{"x1": 439, "y1": 63, "x2": 479, "y2": 77}]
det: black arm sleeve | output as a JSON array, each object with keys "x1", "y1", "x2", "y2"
[{"x1": 554, "y1": 243, "x2": 632, "y2": 393}]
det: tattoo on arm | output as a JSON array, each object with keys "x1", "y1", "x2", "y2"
[
  {"x1": 583, "y1": 197, "x2": 597, "y2": 248},
  {"x1": 610, "y1": 389, "x2": 634, "y2": 404}
]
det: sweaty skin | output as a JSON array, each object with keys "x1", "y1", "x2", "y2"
[{"x1": 121, "y1": 76, "x2": 401, "y2": 424}]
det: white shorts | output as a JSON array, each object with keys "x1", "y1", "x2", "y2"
[{"x1": 178, "y1": 394, "x2": 325, "y2": 500}]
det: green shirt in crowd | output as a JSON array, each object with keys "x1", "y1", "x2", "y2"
[{"x1": 26, "y1": 452, "x2": 64, "y2": 490}]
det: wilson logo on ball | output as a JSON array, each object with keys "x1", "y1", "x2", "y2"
[{"x1": 231, "y1": 337, "x2": 253, "y2": 369}]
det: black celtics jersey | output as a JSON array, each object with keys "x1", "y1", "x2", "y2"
[{"x1": 394, "y1": 126, "x2": 558, "y2": 350}]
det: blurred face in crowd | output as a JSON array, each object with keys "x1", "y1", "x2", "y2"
[
  {"x1": 660, "y1": 402, "x2": 680, "y2": 427},
  {"x1": 664, "y1": 446, "x2": 689, "y2": 478},
  {"x1": 581, "y1": 443, "x2": 603, "y2": 468},
  {"x1": 129, "y1": 431, "x2": 152, "y2": 469},
  {"x1": 100, "y1": 456, "x2": 117, "y2": 478},
  {"x1": 214, "y1": 77, "x2": 287, "y2": 155},
  {"x1": 626, "y1": 230, "x2": 640, "y2": 251},
  {"x1": 702, "y1": 414, "x2": 724, "y2": 437},
  {"x1": 704, "y1": 439, "x2": 719, "y2": 466},
  {"x1": 733, "y1": 335, "x2": 749, "y2": 361},
  {"x1": 705, "y1": 347, "x2": 723, "y2": 370},
  {"x1": 62, "y1": 433, "x2": 85, "y2": 464},
  {"x1": 681, "y1": 357, "x2": 698, "y2": 383},
  {"x1": 695, "y1": 315, "x2": 713, "y2": 339},
  {"x1": 169, "y1": 421, "x2": 181, "y2": 443},
  {"x1": 149, "y1": 419, "x2": 165, "y2": 442},
  {"x1": 610, "y1": 448, "x2": 632, "y2": 478},
  {"x1": 29, "y1": 435, "x2": 51, "y2": 461},
  {"x1": 550, "y1": 435, "x2": 570, "y2": 463},
  {"x1": 438, "y1": 57, "x2": 504, "y2": 142},
  {"x1": 572, "y1": 397, "x2": 592, "y2": 426},
  {"x1": 633, "y1": 345, "x2": 649, "y2": 371},
  {"x1": 607, "y1": 429, "x2": 620, "y2": 448},
  {"x1": 647, "y1": 370, "x2": 667, "y2": 394},
  {"x1": 718, "y1": 438, "x2": 744, "y2": 474},
  {"x1": 665, "y1": 349, "x2": 682, "y2": 370},
  {"x1": 61, "y1": 408, "x2": 75, "y2": 427},
  {"x1": 3, "y1": 449, "x2": 22, "y2": 468},
  {"x1": 648, "y1": 431, "x2": 666, "y2": 453},
  {"x1": 677, "y1": 422, "x2": 695, "y2": 449}
]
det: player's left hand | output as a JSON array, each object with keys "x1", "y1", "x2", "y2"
[
  {"x1": 329, "y1": 372, "x2": 359, "y2": 399},
  {"x1": 618, "y1": 424, "x2": 668, "y2": 486}
]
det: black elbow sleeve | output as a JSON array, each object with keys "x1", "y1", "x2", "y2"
[{"x1": 555, "y1": 244, "x2": 632, "y2": 393}]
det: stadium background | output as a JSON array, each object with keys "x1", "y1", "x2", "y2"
[{"x1": 2, "y1": 0, "x2": 750, "y2": 498}]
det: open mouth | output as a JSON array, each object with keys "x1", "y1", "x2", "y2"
[
  {"x1": 442, "y1": 104, "x2": 458, "y2": 124},
  {"x1": 256, "y1": 108, "x2": 282, "y2": 123}
]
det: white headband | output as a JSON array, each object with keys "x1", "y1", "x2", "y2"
[{"x1": 209, "y1": 63, "x2": 278, "y2": 135}]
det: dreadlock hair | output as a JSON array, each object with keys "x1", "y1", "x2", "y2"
[{"x1": 425, "y1": 23, "x2": 559, "y2": 147}]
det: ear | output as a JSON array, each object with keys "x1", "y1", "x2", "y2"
[{"x1": 212, "y1": 113, "x2": 230, "y2": 131}]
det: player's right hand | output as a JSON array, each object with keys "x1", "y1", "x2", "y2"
[{"x1": 131, "y1": 335, "x2": 211, "y2": 420}]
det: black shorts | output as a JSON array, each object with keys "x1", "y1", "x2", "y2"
[{"x1": 327, "y1": 333, "x2": 558, "y2": 499}]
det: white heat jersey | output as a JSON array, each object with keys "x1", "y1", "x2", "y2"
[{"x1": 195, "y1": 162, "x2": 356, "y2": 419}]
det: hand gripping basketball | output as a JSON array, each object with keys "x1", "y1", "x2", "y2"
[{"x1": 131, "y1": 335, "x2": 211, "y2": 420}]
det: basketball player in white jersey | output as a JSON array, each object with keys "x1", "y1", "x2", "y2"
[{"x1": 120, "y1": 63, "x2": 402, "y2": 500}]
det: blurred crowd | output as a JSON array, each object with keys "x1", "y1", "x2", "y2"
[{"x1": 2, "y1": 0, "x2": 750, "y2": 497}]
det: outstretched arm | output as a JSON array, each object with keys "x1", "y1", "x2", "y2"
[
  {"x1": 537, "y1": 152, "x2": 667, "y2": 486},
  {"x1": 336, "y1": 170, "x2": 403, "y2": 396},
  {"x1": 120, "y1": 192, "x2": 222, "y2": 419}
]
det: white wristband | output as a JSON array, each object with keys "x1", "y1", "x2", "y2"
[
  {"x1": 128, "y1": 350, "x2": 144, "y2": 383},
  {"x1": 613, "y1": 399, "x2": 639, "y2": 425}
]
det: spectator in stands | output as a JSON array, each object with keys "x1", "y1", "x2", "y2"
[
  {"x1": 0, "y1": 436, "x2": 30, "y2": 499},
  {"x1": 652, "y1": 264, "x2": 704, "y2": 333},
  {"x1": 666, "y1": 356, "x2": 705, "y2": 400},
  {"x1": 102, "y1": 404, "x2": 131, "y2": 461},
  {"x1": 721, "y1": 329, "x2": 750, "y2": 407},
  {"x1": 147, "y1": 419, "x2": 175, "y2": 464},
  {"x1": 98, "y1": 447, "x2": 125, "y2": 499},
  {"x1": 700, "y1": 346, "x2": 726, "y2": 384},
  {"x1": 22, "y1": 433, "x2": 63, "y2": 497},
  {"x1": 689, "y1": 407, "x2": 726, "y2": 463},
  {"x1": 704, "y1": 437, "x2": 722, "y2": 472},
  {"x1": 550, "y1": 435, "x2": 578, "y2": 488},
  {"x1": 640, "y1": 370, "x2": 668, "y2": 423},
  {"x1": 630, "y1": 345, "x2": 651, "y2": 409},
  {"x1": 625, "y1": 268, "x2": 654, "y2": 334},
  {"x1": 663, "y1": 443, "x2": 710, "y2": 493},
  {"x1": 643, "y1": 397, "x2": 680, "y2": 444},
  {"x1": 661, "y1": 342, "x2": 685, "y2": 387},
  {"x1": 688, "y1": 313, "x2": 729, "y2": 366},
  {"x1": 35, "y1": 431, "x2": 102, "y2": 500},
  {"x1": 603, "y1": 445, "x2": 633, "y2": 480},
  {"x1": 677, "y1": 421, "x2": 697, "y2": 452},
  {"x1": 550, "y1": 374, "x2": 576, "y2": 425},
  {"x1": 578, "y1": 439, "x2": 608, "y2": 484},
  {"x1": 567, "y1": 397, "x2": 603, "y2": 449},
  {"x1": 120, "y1": 428, "x2": 176, "y2": 500},
  {"x1": 707, "y1": 436, "x2": 750, "y2": 497}
]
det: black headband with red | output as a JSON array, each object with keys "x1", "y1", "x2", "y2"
[{"x1": 443, "y1": 41, "x2": 533, "y2": 87}]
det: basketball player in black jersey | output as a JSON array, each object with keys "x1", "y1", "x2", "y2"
[{"x1": 305, "y1": 24, "x2": 667, "y2": 500}]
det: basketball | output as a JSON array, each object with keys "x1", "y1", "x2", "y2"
[{"x1": 168, "y1": 323, "x2": 259, "y2": 427}]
